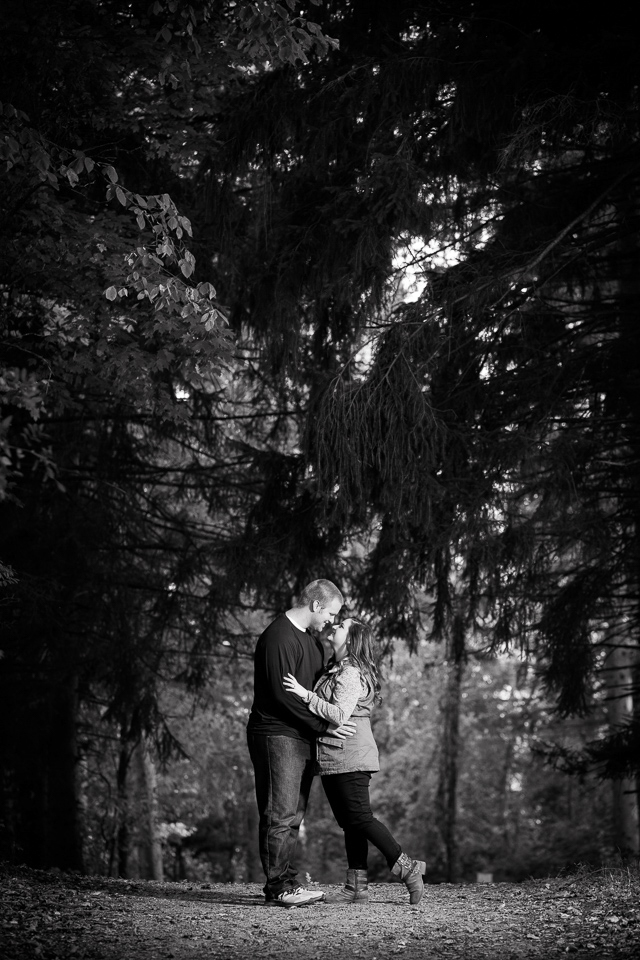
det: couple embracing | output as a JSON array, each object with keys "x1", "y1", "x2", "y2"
[{"x1": 246, "y1": 579, "x2": 425, "y2": 908}]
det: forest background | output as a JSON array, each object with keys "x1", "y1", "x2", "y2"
[{"x1": 1, "y1": 0, "x2": 638, "y2": 888}]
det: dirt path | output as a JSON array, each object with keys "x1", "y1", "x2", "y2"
[{"x1": 1, "y1": 864, "x2": 638, "y2": 960}]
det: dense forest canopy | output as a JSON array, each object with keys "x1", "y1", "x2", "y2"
[{"x1": 1, "y1": 0, "x2": 638, "y2": 875}]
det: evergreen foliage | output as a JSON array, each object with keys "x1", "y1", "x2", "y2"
[
  {"x1": 211, "y1": 0, "x2": 640, "y2": 723},
  {"x1": 1, "y1": 0, "x2": 638, "y2": 871},
  {"x1": 0, "y1": 0, "x2": 341, "y2": 870}
]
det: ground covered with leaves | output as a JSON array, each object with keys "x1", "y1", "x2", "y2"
[{"x1": 1, "y1": 862, "x2": 638, "y2": 960}]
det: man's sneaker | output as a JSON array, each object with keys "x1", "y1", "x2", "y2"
[
  {"x1": 296, "y1": 887, "x2": 325, "y2": 903},
  {"x1": 267, "y1": 886, "x2": 325, "y2": 907}
]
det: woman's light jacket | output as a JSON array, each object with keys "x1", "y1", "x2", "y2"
[{"x1": 305, "y1": 657, "x2": 379, "y2": 775}]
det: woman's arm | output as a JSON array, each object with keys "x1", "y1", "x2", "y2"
[{"x1": 284, "y1": 665, "x2": 363, "y2": 726}]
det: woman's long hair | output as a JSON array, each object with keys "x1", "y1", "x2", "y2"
[{"x1": 344, "y1": 619, "x2": 382, "y2": 702}]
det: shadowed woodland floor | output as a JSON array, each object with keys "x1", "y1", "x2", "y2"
[{"x1": 1, "y1": 863, "x2": 639, "y2": 959}]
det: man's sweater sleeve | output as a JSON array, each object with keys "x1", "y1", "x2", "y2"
[{"x1": 263, "y1": 631, "x2": 329, "y2": 735}]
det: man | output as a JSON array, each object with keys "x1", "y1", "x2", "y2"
[{"x1": 247, "y1": 579, "x2": 356, "y2": 907}]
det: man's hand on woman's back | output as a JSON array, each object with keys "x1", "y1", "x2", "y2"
[{"x1": 330, "y1": 720, "x2": 356, "y2": 740}]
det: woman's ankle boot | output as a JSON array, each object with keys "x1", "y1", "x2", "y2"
[
  {"x1": 391, "y1": 852, "x2": 426, "y2": 905},
  {"x1": 326, "y1": 868, "x2": 369, "y2": 903}
]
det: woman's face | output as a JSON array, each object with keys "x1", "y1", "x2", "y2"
[{"x1": 330, "y1": 618, "x2": 354, "y2": 658}]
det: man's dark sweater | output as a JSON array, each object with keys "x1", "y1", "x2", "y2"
[{"x1": 247, "y1": 613, "x2": 330, "y2": 741}]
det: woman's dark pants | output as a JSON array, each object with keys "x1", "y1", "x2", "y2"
[{"x1": 321, "y1": 771, "x2": 401, "y2": 870}]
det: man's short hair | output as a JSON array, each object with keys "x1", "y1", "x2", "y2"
[{"x1": 297, "y1": 579, "x2": 343, "y2": 608}]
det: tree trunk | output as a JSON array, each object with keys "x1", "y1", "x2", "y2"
[
  {"x1": 132, "y1": 739, "x2": 164, "y2": 881},
  {"x1": 603, "y1": 639, "x2": 639, "y2": 858},
  {"x1": 609, "y1": 191, "x2": 640, "y2": 857},
  {"x1": 116, "y1": 737, "x2": 131, "y2": 878},
  {"x1": 45, "y1": 676, "x2": 83, "y2": 871},
  {"x1": 244, "y1": 777, "x2": 261, "y2": 882},
  {"x1": 434, "y1": 613, "x2": 465, "y2": 882},
  {"x1": 0, "y1": 665, "x2": 83, "y2": 871}
]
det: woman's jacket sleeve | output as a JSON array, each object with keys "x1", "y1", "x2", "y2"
[{"x1": 307, "y1": 664, "x2": 363, "y2": 725}]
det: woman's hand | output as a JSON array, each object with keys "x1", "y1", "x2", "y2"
[{"x1": 283, "y1": 673, "x2": 310, "y2": 701}]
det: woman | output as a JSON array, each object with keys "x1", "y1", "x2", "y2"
[{"x1": 283, "y1": 617, "x2": 426, "y2": 905}]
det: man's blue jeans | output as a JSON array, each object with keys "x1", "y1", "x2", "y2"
[{"x1": 247, "y1": 731, "x2": 315, "y2": 898}]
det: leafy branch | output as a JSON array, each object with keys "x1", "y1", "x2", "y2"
[{"x1": 1, "y1": 102, "x2": 232, "y2": 375}]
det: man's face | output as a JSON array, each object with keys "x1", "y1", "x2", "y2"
[{"x1": 309, "y1": 598, "x2": 342, "y2": 634}]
